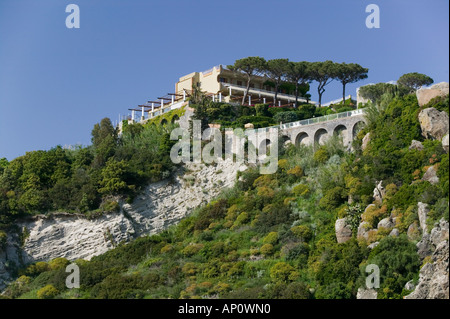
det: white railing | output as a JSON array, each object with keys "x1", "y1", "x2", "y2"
[{"x1": 222, "y1": 83, "x2": 316, "y2": 105}]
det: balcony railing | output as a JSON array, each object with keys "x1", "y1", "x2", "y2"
[{"x1": 221, "y1": 83, "x2": 314, "y2": 104}]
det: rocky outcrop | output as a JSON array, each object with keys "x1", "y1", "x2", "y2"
[
  {"x1": 361, "y1": 133, "x2": 370, "y2": 151},
  {"x1": 418, "y1": 107, "x2": 449, "y2": 141},
  {"x1": 405, "y1": 219, "x2": 449, "y2": 299},
  {"x1": 377, "y1": 217, "x2": 394, "y2": 230},
  {"x1": 335, "y1": 218, "x2": 352, "y2": 243},
  {"x1": 357, "y1": 221, "x2": 371, "y2": 241},
  {"x1": 0, "y1": 158, "x2": 242, "y2": 291},
  {"x1": 357, "y1": 288, "x2": 377, "y2": 299},
  {"x1": 442, "y1": 134, "x2": 449, "y2": 153},
  {"x1": 409, "y1": 140, "x2": 424, "y2": 151},
  {"x1": 416, "y1": 82, "x2": 449, "y2": 107},
  {"x1": 422, "y1": 165, "x2": 439, "y2": 185},
  {"x1": 373, "y1": 181, "x2": 385, "y2": 204},
  {"x1": 417, "y1": 202, "x2": 429, "y2": 234}
]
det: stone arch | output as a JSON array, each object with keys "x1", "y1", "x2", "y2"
[
  {"x1": 280, "y1": 135, "x2": 291, "y2": 146},
  {"x1": 314, "y1": 128, "x2": 328, "y2": 145},
  {"x1": 295, "y1": 132, "x2": 310, "y2": 147},
  {"x1": 334, "y1": 124, "x2": 348, "y2": 143},
  {"x1": 259, "y1": 138, "x2": 271, "y2": 156},
  {"x1": 171, "y1": 114, "x2": 180, "y2": 124},
  {"x1": 352, "y1": 121, "x2": 365, "y2": 139}
]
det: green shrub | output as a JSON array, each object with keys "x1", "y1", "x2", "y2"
[
  {"x1": 313, "y1": 148, "x2": 329, "y2": 164},
  {"x1": 269, "y1": 262, "x2": 298, "y2": 283},
  {"x1": 274, "y1": 111, "x2": 298, "y2": 123},
  {"x1": 48, "y1": 258, "x2": 70, "y2": 271},
  {"x1": 37, "y1": 284, "x2": 59, "y2": 299},
  {"x1": 263, "y1": 232, "x2": 278, "y2": 245},
  {"x1": 260, "y1": 244, "x2": 274, "y2": 256},
  {"x1": 290, "y1": 225, "x2": 312, "y2": 241},
  {"x1": 292, "y1": 184, "x2": 310, "y2": 197}
]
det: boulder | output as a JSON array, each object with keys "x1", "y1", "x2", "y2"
[
  {"x1": 368, "y1": 241, "x2": 379, "y2": 249},
  {"x1": 409, "y1": 140, "x2": 424, "y2": 151},
  {"x1": 417, "y1": 202, "x2": 429, "y2": 234},
  {"x1": 357, "y1": 221, "x2": 371, "y2": 241},
  {"x1": 405, "y1": 280, "x2": 416, "y2": 291},
  {"x1": 422, "y1": 165, "x2": 439, "y2": 185},
  {"x1": 357, "y1": 288, "x2": 377, "y2": 299},
  {"x1": 389, "y1": 228, "x2": 399, "y2": 237},
  {"x1": 442, "y1": 134, "x2": 449, "y2": 153},
  {"x1": 418, "y1": 107, "x2": 449, "y2": 141},
  {"x1": 416, "y1": 82, "x2": 449, "y2": 107},
  {"x1": 377, "y1": 217, "x2": 394, "y2": 230},
  {"x1": 335, "y1": 218, "x2": 352, "y2": 243},
  {"x1": 361, "y1": 133, "x2": 371, "y2": 151}
]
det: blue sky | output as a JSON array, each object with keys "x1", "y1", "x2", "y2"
[{"x1": 0, "y1": 0, "x2": 448, "y2": 160}]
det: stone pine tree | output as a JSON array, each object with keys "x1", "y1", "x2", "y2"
[
  {"x1": 397, "y1": 72, "x2": 434, "y2": 92},
  {"x1": 286, "y1": 61, "x2": 312, "y2": 108},
  {"x1": 309, "y1": 61, "x2": 338, "y2": 107},
  {"x1": 264, "y1": 58, "x2": 290, "y2": 106},
  {"x1": 335, "y1": 63, "x2": 369, "y2": 105},
  {"x1": 227, "y1": 56, "x2": 267, "y2": 105}
]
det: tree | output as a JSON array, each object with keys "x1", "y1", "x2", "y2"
[
  {"x1": 91, "y1": 118, "x2": 117, "y2": 167},
  {"x1": 309, "y1": 61, "x2": 338, "y2": 107},
  {"x1": 335, "y1": 63, "x2": 368, "y2": 104},
  {"x1": 228, "y1": 57, "x2": 267, "y2": 105},
  {"x1": 358, "y1": 82, "x2": 398, "y2": 103},
  {"x1": 286, "y1": 61, "x2": 312, "y2": 108},
  {"x1": 397, "y1": 72, "x2": 434, "y2": 92},
  {"x1": 98, "y1": 158, "x2": 131, "y2": 195},
  {"x1": 264, "y1": 59, "x2": 290, "y2": 106}
]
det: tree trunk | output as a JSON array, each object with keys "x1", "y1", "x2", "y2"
[
  {"x1": 274, "y1": 84, "x2": 279, "y2": 106},
  {"x1": 318, "y1": 84, "x2": 323, "y2": 107},
  {"x1": 242, "y1": 75, "x2": 251, "y2": 105},
  {"x1": 342, "y1": 82, "x2": 346, "y2": 105},
  {"x1": 294, "y1": 82, "x2": 299, "y2": 108}
]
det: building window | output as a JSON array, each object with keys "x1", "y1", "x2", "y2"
[
  {"x1": 237, "y1": 80, "x2": 242, "y2": 86},
  {"x1": 197, "y1": 82, "x2": 201, "y2": 87},
  {"x1": 250, "y1": 83, "x2": 254, "y2": 88},
  {"x1": 219, "y1": 77, "x2": 227, "y2": 83}
]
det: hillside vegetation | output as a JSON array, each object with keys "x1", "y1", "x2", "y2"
[{"x1": 2, "y1": 89, "x2": 448, "y2": 299}]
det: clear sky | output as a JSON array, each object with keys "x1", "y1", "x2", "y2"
[{"x1": 0, "y1": 0, "x2": 448, "y2": 160}]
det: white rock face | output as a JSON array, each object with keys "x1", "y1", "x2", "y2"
[
  {"x1": 22, "y1": 159, "x2": 240, "y2": 262},
  {"x1": 0, "y1": 158, "x2": 242, "y2": 291}
]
